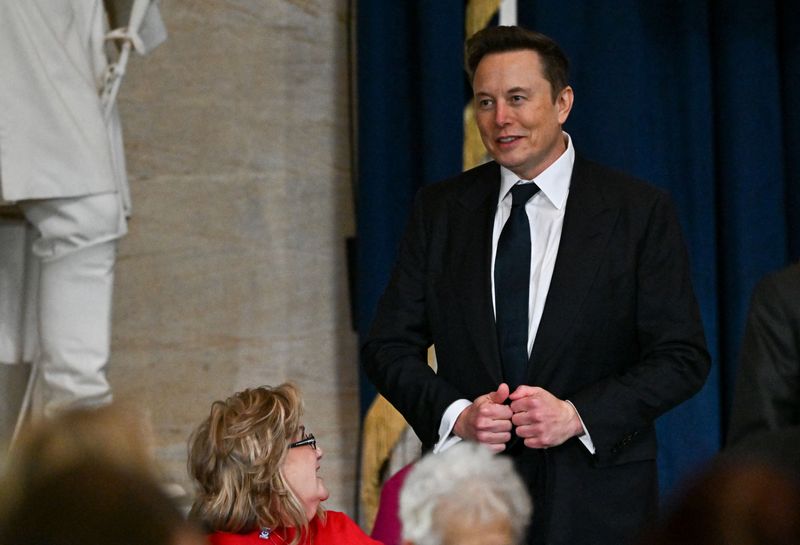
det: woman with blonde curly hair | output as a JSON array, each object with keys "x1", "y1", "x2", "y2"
[{"x1": 188, "y1": 383, "x2": 381, "y2": 545}]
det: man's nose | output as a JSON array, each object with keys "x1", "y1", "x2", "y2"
[{"x1": 494, "y1": 102, "x2": 510, "y2": 126}]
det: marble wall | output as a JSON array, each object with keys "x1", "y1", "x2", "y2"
[{"x1": 110, "y1": 0, "x2": 359, "y2": 514}]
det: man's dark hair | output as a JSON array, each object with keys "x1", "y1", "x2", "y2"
[{"x1": 465, "y1": 25, "x2": 570, "y2": 101}]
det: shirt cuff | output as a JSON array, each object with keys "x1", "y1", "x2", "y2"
[
  {"x1": 566, "y1": 400, "x2": 595, "y2": 454},
  {"x1": 433, "y1": 399, "x2": 472, "y2": 453}
]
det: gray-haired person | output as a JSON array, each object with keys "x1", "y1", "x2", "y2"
[{"x1": 400, "y1": 442, "x2": 532, "y2": 545}]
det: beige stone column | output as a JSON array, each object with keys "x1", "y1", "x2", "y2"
[{"x1": 112, "y1": 0, "x2": 359, "y2": 515}]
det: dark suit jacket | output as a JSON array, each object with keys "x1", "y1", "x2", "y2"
[
  {"x1": 363, "y1": 156, "x2": 710, "y2": 545},
  {"x1": 727, "y1": 263, "x2": 800, "y2": 466}
]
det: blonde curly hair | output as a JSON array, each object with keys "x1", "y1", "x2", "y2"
[{"x1": 188, "y1": 383, "x2": 323, "y2": 544}]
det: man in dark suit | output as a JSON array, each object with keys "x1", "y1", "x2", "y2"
[
  {"x1": 726, "y1": 263, "x2": 800, "y2": 475},
  {"x1": 363, "y1": 26, "x2": 710, "y2": 545}
]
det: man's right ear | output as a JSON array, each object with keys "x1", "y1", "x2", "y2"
[{"x1": 556, "y1": 85, "x2": 574, "y2": 125}]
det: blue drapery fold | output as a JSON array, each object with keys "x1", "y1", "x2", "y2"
[
  {"x1": 356, "y1": 0, "x2": 800, "y2": 498},
  {"x1": 355, "y1": 2, "x2": 465, "y2": 407}
]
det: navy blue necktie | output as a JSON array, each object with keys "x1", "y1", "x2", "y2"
[{"x1": 495, "y1": 182, "x2": 540, "y2": 390}]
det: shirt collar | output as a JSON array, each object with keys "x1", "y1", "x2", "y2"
[{"x1": 498, "y1": 132, "x2": 575, "y2": 210}]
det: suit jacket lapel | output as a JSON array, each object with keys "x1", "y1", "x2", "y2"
[
  {"x1": 449, "y1": 163, "x2": 504, "y2": 385},
  {"x1": 528, "y1": 156, "x2": 617, "y2": 380}
]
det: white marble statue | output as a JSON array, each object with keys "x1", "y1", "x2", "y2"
[{"x1": 0, "y1": 0, "x2": 166, "y2": 421}]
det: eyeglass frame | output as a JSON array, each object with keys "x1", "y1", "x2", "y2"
[{"x1": 288, "y1": 432, "x2": 316, "y2": 450}]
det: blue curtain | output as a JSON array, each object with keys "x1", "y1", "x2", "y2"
[
  {"x1": 355, "y1": 2, "x2": 465, "y2": 410},
  {"x1": 356, "y1": 0, "x2": 800, "y2": 499}
]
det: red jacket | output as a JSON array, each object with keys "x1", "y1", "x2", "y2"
[{"x1": 208, "y1": 511, "x2": 383, "y2": 545}]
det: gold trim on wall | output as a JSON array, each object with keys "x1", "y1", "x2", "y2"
[{"x1": 463, "y1": 0, "x2": 499, "y2": 171}]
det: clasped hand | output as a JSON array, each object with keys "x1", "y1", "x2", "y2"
[{"x1": 453, "y1": 383, "x2": 582, "y2": 452}]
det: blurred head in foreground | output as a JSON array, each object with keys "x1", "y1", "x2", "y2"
[
  {"x1": 0, "y1": 459, "x2": 202, "y2": 545},
  {"x1": 400, "y1": 441, "x2": 532, "y2": 545},
  {"x1": 0, "y1": 404, "x2": 202, "y2": 545},
  {"x1": 6, "y1": 401, "x2": 156, "y2": 483},
  {"x1": 635, "y1": 460, "x2": 800, "y2": 545}
]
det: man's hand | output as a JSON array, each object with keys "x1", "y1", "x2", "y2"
[
  {"x1": 509, "y1": 386, "x2": 583, "y2": 449},
  {"x1": 453, "y1": 383, "x2": 514, "y2": 452}
]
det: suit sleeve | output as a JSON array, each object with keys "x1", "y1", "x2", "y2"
[
  {"x1": 361, "y1": 190, "x2": 465, "y2": 447},
  {"x1": 727, "y1": 271, "x2": 800, "y2": 445},
  {"x1": 569, "y1": 192, "x2": 711, "y2": 464}
]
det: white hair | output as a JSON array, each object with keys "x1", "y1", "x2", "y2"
[{"x1": 399, "y1": 441, "x2": 532, "y2": 545}]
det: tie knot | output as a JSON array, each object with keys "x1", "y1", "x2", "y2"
[{"x1": 509, "y1": 183, "x2": 540, "y2": 207}]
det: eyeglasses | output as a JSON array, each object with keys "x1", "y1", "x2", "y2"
[{"x1": 288, "y1": 432, "x2": 317, "y2": 450}]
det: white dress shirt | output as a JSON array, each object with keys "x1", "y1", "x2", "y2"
[{"x1": 434, "y1": 133, "x2": 595, "y2": 454}]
